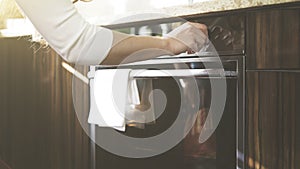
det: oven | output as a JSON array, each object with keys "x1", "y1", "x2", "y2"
[
  {"x1": 88, "y1": 53, "x2": 244, "y2": 169},
  {"x1": 86, "y1": 14, "x2": 245, "y2": 169}
]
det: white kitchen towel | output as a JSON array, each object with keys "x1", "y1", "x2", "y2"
[
  {"x1": 88, "y1": 69, "x2": 131, "y2": 131},
  {"x1": 125, "y1": 79, "x2": 156, "y2": 126},
  {"x1": 128, "y1": 79, "x2": 140, "y2": 105}
]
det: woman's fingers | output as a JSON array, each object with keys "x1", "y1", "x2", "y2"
[
  {"x1": 165, "y1": 22, "x2": 208, "y2": 54},
  {"x1": 187, "y1": 22, "x2": 208, "y2": 36}
]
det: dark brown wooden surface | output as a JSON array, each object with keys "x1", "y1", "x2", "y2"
[
  {"x1": 246, "y1": 71, "x2": 300, "y2": 169},
  {"x1": 0, "y1": 37, "x2": 90, "y2": 169},
  {"x1": 246, "y1": 8, "x2": 300, "y2": 70},
  {"x1": 245, "y1": 5, "x2": 300, "y2": 169}
]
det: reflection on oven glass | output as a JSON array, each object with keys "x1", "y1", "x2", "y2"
[{"x1": 184, "y1": 108, "x2": 216, "y2": 169}]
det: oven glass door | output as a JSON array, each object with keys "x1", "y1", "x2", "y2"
[{"x1": 95, "y1": 72, "x2": 237, "y2": 169}]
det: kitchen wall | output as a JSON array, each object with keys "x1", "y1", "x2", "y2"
[{"x1": 0, "y1": 0, "x2": 23, "y2": 29}]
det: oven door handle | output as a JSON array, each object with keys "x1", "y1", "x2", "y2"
[{"x1": 130, "y1": 69, "x2": 237, "y2": 78}]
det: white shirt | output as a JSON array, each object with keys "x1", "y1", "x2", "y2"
[{"x1": 15, "y1": 0, "x2": 113, "y2": 65}]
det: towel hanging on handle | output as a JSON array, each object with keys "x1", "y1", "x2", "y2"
[{"x1": 88, "y1": 69, "x2": 131, "y2": 131}]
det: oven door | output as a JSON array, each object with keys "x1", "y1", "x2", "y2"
[{"x1": 92, "y1": 55, "x2": 244, "y2": 169}]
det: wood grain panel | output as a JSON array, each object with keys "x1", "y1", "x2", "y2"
[
  {"x1": 0, "y1": 36, "x2": 37, "y2": 168},
  {"x1": 0, "y1": 37, "x2": 90, "y2": 169},
  {"x1": 282, "y1": 73, "x2": 300, "y2": 169},
  {"x1": 246, "y1": 8, "x2": 300, "y2": 70},
  {"x1": 246, "y1": 71, "x2": 300, "y2": 169}
]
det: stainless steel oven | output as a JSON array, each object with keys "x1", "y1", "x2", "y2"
[
  {"x1": 89, "y1": 53, "x2": 245, "y2": 169},
  {"x1": 86, "y1": 13, "x2": 246, "y2": 169}
]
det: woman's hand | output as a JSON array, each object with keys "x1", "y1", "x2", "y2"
[
  {"x1": 165, "y1": 22, "x2": 208, "y2": 54},
  {"x1": 102, "y1": 22, "x2": 208, "y2": 65}
]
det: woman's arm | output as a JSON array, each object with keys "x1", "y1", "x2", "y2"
[
  {"x1": 103, "y1": 23, "x2": 208, "y2": 65},
  {"x1": 15, "y1": 0, "x2": 113, "y2": 65},
  {"x1": 15, "y1": 0, "x2": 207, "y2": 65}
]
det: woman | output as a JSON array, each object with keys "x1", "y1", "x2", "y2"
[{"x1": 14, "y1": 0, "x2": 208, "y2": 65}]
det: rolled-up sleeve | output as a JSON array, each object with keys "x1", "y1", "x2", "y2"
[{"x1": 15, "y1": 0, "x2": 113, "y2": 65}]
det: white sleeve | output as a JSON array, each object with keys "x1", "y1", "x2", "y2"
[{"x1": 14, "y1": 0, "x2": 113, "y2": 65}]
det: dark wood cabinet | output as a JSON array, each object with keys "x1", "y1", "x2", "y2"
[
  {"x1": 0, "y1": 37, "x2": 90, "y2": 169},
  {"x1": 245, "y1": 4, "x2": 300, "y2": 169},
  {"x1": 246, "y1": 8, "x2": 300, "y2": 70},
  {"x1": 246, "y1": 72, "x2": 300, "y2": 169}
]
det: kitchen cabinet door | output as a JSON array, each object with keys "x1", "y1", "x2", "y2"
[
  {"x1": 0, "y1": 36, "x2": 37, "y2": 168},
  {"x1": 0, "y1": 37, "x2": 91, "y2": 169},
  {"x1": 246, "y1": 71, "x2": 300, "y2": 169},
  {"x1": 246, "y1": 8, "x2": 300, "y2": 70}
]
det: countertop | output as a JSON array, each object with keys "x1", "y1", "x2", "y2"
[{"x1": 161, "y1": 0, "x2": 299, "y2": 17}]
